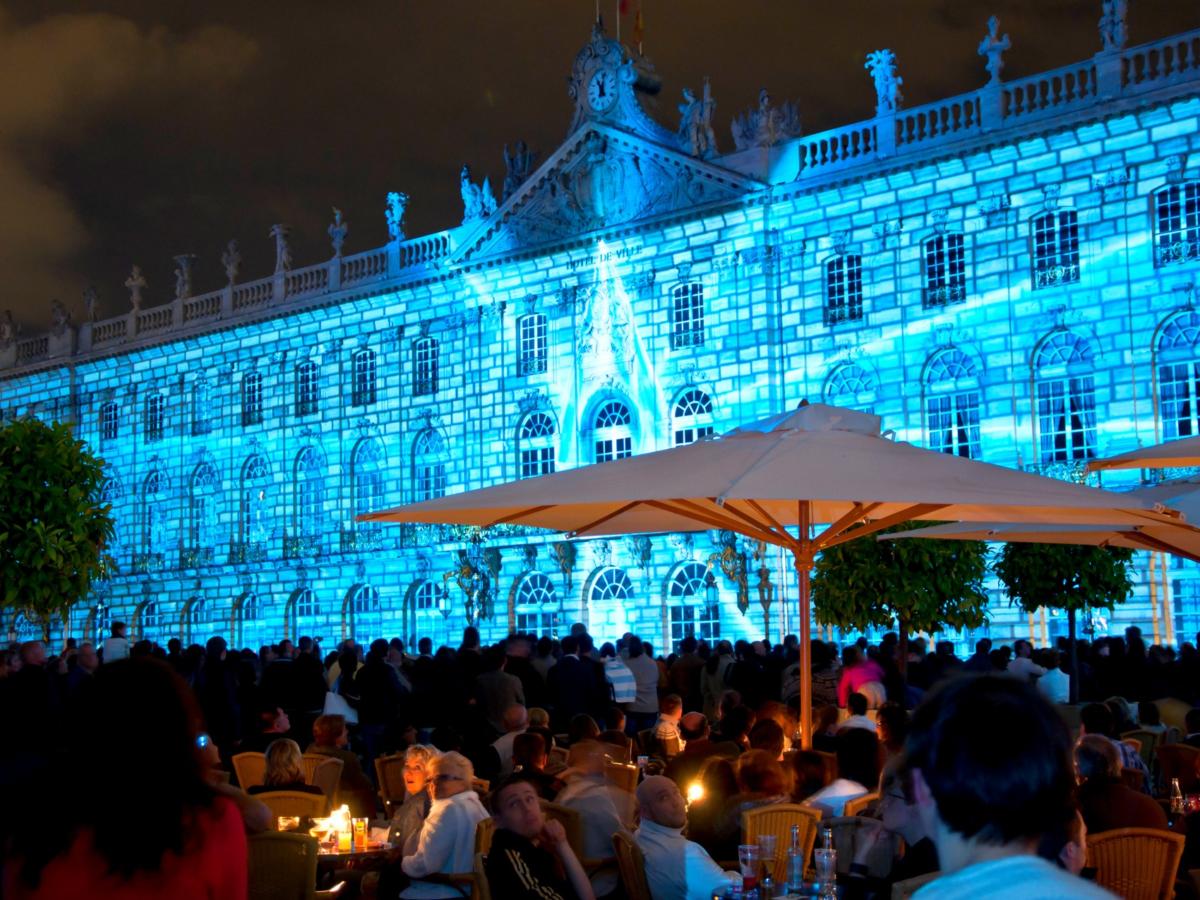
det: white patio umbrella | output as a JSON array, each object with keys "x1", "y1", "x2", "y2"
[
  {"x1": 1088, "y1": 435, "x2": 1200, "y2": 473},
  {"x1": 362, "y1": 402, "x2": 1188, "y2": 746}
]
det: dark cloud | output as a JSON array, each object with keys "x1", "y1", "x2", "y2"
[{"x1": 0, "y1": 1, "x2": 1194, "y2": 330}]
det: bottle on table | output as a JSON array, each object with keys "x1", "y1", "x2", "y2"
[
  {"x1": 1171, "y1": 777, "x2": 1186, "y2": 815},
  {"x1": 815, "y1": 826, "x2": 837, "y2": 900},
  {"x1": 786, "y1": 824, "x2": 804, "y2": 892}
]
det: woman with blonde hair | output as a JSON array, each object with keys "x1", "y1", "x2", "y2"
[
  {"x1": 400, "y1": 752, "x2": 489, "y2": 898},
  {"x1": 248, "y1": 739, "x2": 324, "y2": 796},
  {"x1": 387, "y1": 745, "x2": 439, "y2": 848}
]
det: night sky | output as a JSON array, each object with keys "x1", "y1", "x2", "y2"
[{"x1": 1, "y1": 1, "x2": 1194, "y2": 332}]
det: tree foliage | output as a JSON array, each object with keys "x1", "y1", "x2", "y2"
[
  {"x1": 0, "y1": 417, "x2": 114, "y2": 635},
  {"x1": 993, "y1": 542, "x2": 1135, "y2": 615},
  {"x1": 811, "y1": 521, "x2": 990, "y2": 635}
]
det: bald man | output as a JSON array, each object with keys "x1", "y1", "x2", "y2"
[{"x1": 634, "y1": 776, "x2": 739, "y2": 900}]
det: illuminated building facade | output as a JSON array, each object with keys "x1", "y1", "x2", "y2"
[{"x1": 5, "y1": 8, "x2": 1200, "y2": 651}]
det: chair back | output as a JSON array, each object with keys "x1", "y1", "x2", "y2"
[
  {"x1": 1121, "y1": 729, "x2": 1162, "y2": 771},
  {"x1": 1163, "y1": 726, "x2": 1182, "y2": 746},
  {"x1": 233, "y1": 752, "x2": 268, "y2": 789},
  {"x1": 1157, "y1": 743, "x2": 1200, "y2": 794},
  {"x1": 375, "y1": 753, "x2": 409, "y2": 815},
  {"x1": 541, "y1": 800, "x2": 584, "y2": 858},
  {"x1": 605, "y1": 760, "x2": 639, "y2": 794},
  {"x1": 257, "y1": 789, "x2": 330, "y2": 819},
  {"x1": 891, "y1": 871, "x2": 940, "y2": 900},
  {"x1": 742, "y1": 803, "x2": 822, "y2": 884},
  {"x1": 613, "y1": 831, "x2": 652, "y2": 900},
  {"x1": 247, "y1": 831, "x2": 319, "y2": 900},
  {"x1": 548, "y1": 745, "x2": 570, "y2": 769},
  {"x1": 843, "y1": 792, "x2": 879, "y2": 818},
  {"x1": 305, "y1": 755, "x2": 343, "y2": 803},
  {"x1": 1086, "y1": 827, "x2": 1185, "y2": 900},
  {"x1": 474, "y1": 853, "x2": 492, "y2": 900},
  {"x1": 1120, "y1": 766, "x2": 1147, "y2": 793},
  {"x1": 475, "y1": 816, "x2": 496, "y2": 855},
  {"x1": 824, "y1": 816, "x2": 900, "y2": 878},
  {"x1": 813, "y1": 750, "x2": 838, "y2": 783}
]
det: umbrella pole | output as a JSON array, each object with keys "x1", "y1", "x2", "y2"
[{"x1": 796, "y1": 500, "x2": 813, "y2": 750}]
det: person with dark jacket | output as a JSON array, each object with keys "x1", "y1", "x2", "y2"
[
  {"x1": 1074, "y1": 734, "x2": 1169, "y2": 834},
  {"x1": 354, "y1": 640, "x2": 408, "y2": 765},
  {"x1": 547, "y1": 635, "x2": 607, "y2": 730},
  {"x1": 193, "y1": 637, "x2": 241, "y2": 753}
]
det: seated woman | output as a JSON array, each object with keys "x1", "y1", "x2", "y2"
[
  {"x1": 387, "y1": 745, "x2": 438, "y2": 848},
  {"x1": 787, "y1": 749, "x2": 831, "y2": 804},
  {"x1": 803, "y1": 727, "x2": 880, "y2": 818},
  {"x1": 247, "y1": 739, "x2": 325, "y2": 796},
  {"x1": 684, "y1": 757, "x2": 741, "y2": 865},
  {"x1": 730, "y1": 750, "x2": 791, "y2": 818},
  {"x1": 400, "y1": 752, "x2": 489, "y2": 899},
  {"x1": 4, "y1": 658, "x2": 247, "y2": 899},
  {"x1": 307, "y1": 713, "x2": 377, "y2": 816}
]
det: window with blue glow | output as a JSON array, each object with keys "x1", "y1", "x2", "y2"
[
  {"x1": 413, "y1": 337, "x2": 439, "y2": 396},
  {"x1": 519, "y1": 412, "x2": 556, "y2": 478},
  {"x1": 141, "y1": 470, "x2": 166, "y2": 556},
  {"x1": 923, "y1": 234, "x2": 967, "y2": 307},
  {"x1": 288, "y1": 588, "x2": 319, "y2": 640},
  {"x1": 924, "y1": 349, "x2": 980, "y2": 458},
  {"x1": 240, "y1": 454, "x2": 271, "y2": 547},
  {"x1": 352, "y1": 438, "x2": 385, "y2": 530},
  {"x1": 672, "y1": 388, "x2": 714, "y2": 446},
  {"x1": 1035, "y1": 331, "x2": 1096, "y2": 463},
  {"x1": 518, "y1": 314, "x2": 548, "y2": 375},
  {"x1": 824, "y1": 363, "x2": 876, "y2": 413},
  {"x1": 824, "y1": 255, "x2": 863, "y2": 325},
  {"x1": 295, "y1": 360, "x2": 319, "y2": 417},
  {"x1": 242, "y1": 372, "x2": 263, "y2": 427},
  {"x1": 671, "y1": 283, "x2": 705, "y2": 348},
  {"x1": 1154, "y1": 182, "x2": 1200, "y2": 266},
  {"x1": 1157, "y1": 311, "x2": 1200, "y2": 440},
  {"x1": 101, "y1": 400, "x2": 119, "y2": 441},
  {"x1": 594, "y1": 400, "x2": 632, "y2": 462},
  {"x1": 351, "y1": 348, "x2": 377, "y2": 407},
  {"x1": 144, "y1": 392, "x2": 164, "y2": 442},
  {"x1": 191, "y1": 377, "x2": 212, "y2": 435},
  {"x1": 189, "y1": 461, "x2": 220, "y2": 552},
  {"x1": 1032, "y1": 211, "x2": 1080, "y2": 288},
  {"x1": 412, "y1": 429, "x2": 447, "y2": 501},
  {"x1": 294, "y1": 447, "x2": 326, "y2": 540},
  {"x1": 234, "y1": 593, "x2": 259, "y2": 649},
  {"x1": 668, "y1": 562, "x2": 719, "y2": 647}
]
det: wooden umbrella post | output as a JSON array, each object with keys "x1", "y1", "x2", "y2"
[{"x1": 796, "y1": 500, "x2": 813, "y2": 750}]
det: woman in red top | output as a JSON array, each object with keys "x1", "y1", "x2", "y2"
[{"x1": 5, "y1": 657, "x2": 247, "y2": 900}]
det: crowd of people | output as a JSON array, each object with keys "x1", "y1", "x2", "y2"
[{"x1": 2, "y1": 619, "x2": 1198, "y2": 899}]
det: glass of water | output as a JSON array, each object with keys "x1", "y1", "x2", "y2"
[{"x1": 814, "y1": 847, "x2": 837, "y2": 897}]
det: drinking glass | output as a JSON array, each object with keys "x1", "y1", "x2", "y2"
[
  {"x1": 756, "y1": 834, "x2": 777, "y2": 877},
  {"x1": 352, "y1": 817, "x2": 368, "y2": 851},
  {"x1": 737, "y1": 844, "x2": 762, "y2": 885}
]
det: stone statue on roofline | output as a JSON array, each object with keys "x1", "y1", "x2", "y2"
[
  {"x1": 124, "y1": 265, "x2": 147, "y2": 311},
  {"x1": 865, "y1": 49, "x2": 903, "y2": 115},
  {"x1": 82, "y1": 285, "x2": 98, "y2": 322},
  {"x1": 269, "y1": 223, "x2": 292, "y2": 273},
  {"x1": 50, "y1": 299, "x2": 70, "y2": 337},
  {"x1": 328, "y1": 208, "x2": 349, "y2": 257},
  {"x1": 978, "y1": 15, "x2": 1011, "y2": 84},
  {"x1": 385, "y1": 191, "x2": 408, "y2": 241},
  {"x1": 678, "y1": 78, "x2": 718, "y2": 158},
  {"x1": 459, "y1": 165, "x2": 497, "y2": 224},
  {"x1": 502, "y1": 141, "x2": 537, "y2": 201},
  {"x1": 731, "y1": 87, "x2": 801, "y2": 151},
  {"x1": 0, "y1": 310, "x2": 14, "y2": 348},
  {"x1": 173, "y1": 254, "x2": 195, "y2": 300},
  {"x1": 221, "y1": 240, "x2": 241, "y2": 285},
  {"x1": 1099, "y1": 0, "x2": 1128, "y2": 52}
]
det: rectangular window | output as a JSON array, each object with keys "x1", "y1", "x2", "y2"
[
  {"x1": 144, "y1": 395, "x2": 164, "y2": 443},
  {"x1": 516, "y1": 611, "x2": 557, "y2": 635},
  {"x1": 414, "y1": 340, "x2": 439, "y2": 396},
  {"x1": 415, "y1": 463, "x2": 446, "y2": 501},
  {"x1": 595, "y1": 435, "x2": 632, "y2": 463},
  {"x1": 1037, "y1": 376, "x2": 1097, "y2": 464},
  {"x1": 825, "y1": 255, "x2": 863, "y2": 325},
  {"x1": 101, "y1": 403, "x2": 119, "y2": 441},
  {"x1": 926, "y1": 392, "x2": 981, "y2": 458},
  {"x1": 674, "y1": 424, "x2": 714, "y2": 446},
  {"x1": 1032, "y1": 211, "x2": 1081, "y2": 288},
  {"x1": 1155, "y1": 183, "x2": 1200, "y2": 266},
  {"x1": 923, "y1": 234, "x2": 967, "y2": 307},
  {"x1": 352, "y1": 351, "x2": 377, "y2": 407},
  {"x1": 520, "y1": 447, "x2": 555, "y2": 479},
  {"x1": 242, "y1": 375, "x2": 263, "y2": 427},
  {"x1": 671, "y1": 283, "x2": 705, "y2": 349},
  {"x1": 518, "y1": 315, "x2": 547, "y2": 376},
  {"x1": 295, "y1": 363, "x2": 319, "y2": 417},
  {"x1": 1159, "y1": 362, "x2": 1200, "y2": 440},
  {"x1": 669, "y1": 603, "x2": 720, "y2": 648}
]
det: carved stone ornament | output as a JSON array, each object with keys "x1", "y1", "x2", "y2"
[
  {"x1": 978, "y1": 192, "x2": 1011, "y2": 227},
  {"x1": 865, "y1": 49, "x2": 904, "y2": 114},
  {"x1": 931, "y1": 208, "x2": 950, "y2": 234},
  {"x1": 50, "y1": 299, "x2": 71, "y2": 337},
  {"x1": 1099, "y1": 0, "x2": 1128, "y2": 52},
  {"x1": 124, "y1": 265, "x2": 147, "y2": 311},
  {"x1": 731, "y1": 87, "x2": 802, "y2": 151},
  {"x1": 678, "y1": 78, "x2": 719, "y2": 158},
  {"x1": 977, "y1": 16, "x2": 1011, "y2": 84},
  {"x1": 328, "y1": 208, "x2": 349, "y2": 257},
  {"x1": 385, "y1": 191, "x2": 409, "y2": 241},
  {"x1": 460, "y1": 165, "x2": 497, "y2": 224},
  {"x1": 625, "y1": 535, "x2": 652, "y2": 571},
  {"x1": 173, "y1": 254, "x2": 196, "y2": 301},
  {"x1": 269, "y1": 224, "x2": 292, "y2": 274},
  {"x1": 1042, "y1": 184, "x2": 1062, "y2": 210},
  {"x1": 1167, "y1": 154, "x2": 1188, "y2": 184},
  {"x1": 592, "y1": 539, "x2": 612, "y2": 568},
  {"x1": 221, "y1": 240, "x2": 241, "y2": 285},
  {"x1": 669, "y1": 533, "x2": 694, "y2": 562},
  {"x1": 551, "y1": 541, "x2": 577, "y2": 591},
  {"x1": 503, "y1": 142, "x2": 538, "y2": 202},
  {"x1": 82, "y1": 285, "x2": 98, "y2": 322}
]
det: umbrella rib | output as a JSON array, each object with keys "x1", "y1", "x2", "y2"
[
  {"x1": 820, "y1": 502, "x2": 882, "y2": 545},
  {"x1": 716, "y1": 500, "x2": 800, "y2": 548},
  {"x1": 645, "y1": 499, "x2": 782, "y2": 546},
  {"x1": 487, "y1": 505, "x2": 556, "y2": 527},
  {"x1": 818, "y1": 503, "x2": 949, "y2": 550},
  {"x1": 568, "y1": 501, "x2": 645, "y2": 537},
  {"x1": 1124, "y1": 531, "x2": 1200, "y2": 564},
  {"x1": 741, "y1": 499, "x2": 803, "y2": 549}
]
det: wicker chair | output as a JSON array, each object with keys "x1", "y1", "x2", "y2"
[
  {"x1": 233, "y1": 752, "x2": 268, "y2": 789},
  {"x1": 374, "y1": 753, "x2": 409, "y2": 816},
  {"x1": 304, "y1": 755, "x2": 344, "y2": 804},
  {"x1": 1158, "y1": 743, "x2": 1200, "y2": 794},
  {"x1": 605, "y1": 761, "x2": 639, "y2": 794},
  {"x1": 613, "y1": 832, "x2": 652, "y2": 900},
  {"x1": 1122, "y1": 729, "x2": 1163, "y2": 773},
  {"x1": 475, "y1": 817, "x2": 496, "y2": 855},
  {"x1": 824, "y1": 815, "x2": 901, "y2": 878},
  {"x1": 474, "y1": 853, "x2": 492, "y2": 900},
  {"x1": 1120, "y1": 767, "x2": 1148, "y2": 793},
  {"x1": 247, "y1": 832, "x2": 344, "y2": 900},
  {"x1": 256, "y1": 789, "x2": 330, "y2": 819},
  {"x1": 542, "y1": 801, "x2": 585, "y2": 858},
  {"x1": 843, "y1": 792, "x2": 879, "y2": 818},
  {"x1": 742, "y1": 803, "x2": 822, "y2": 884},
  {"x1": 1087, "y1": 827, "x2": 1185, "y2": 900}
]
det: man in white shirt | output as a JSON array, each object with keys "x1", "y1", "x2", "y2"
[
  {"x1": 600, "y1": 642, "x2": 637, "y2": 705},
  {"x1": 1035, "y1": 650, "x2": 1070, "y2": 704},
  {"x1": 635, "y1": 775, "x2": 738, "y2": 900},
  {"x1": 491, "y1": 703, "x2": 528, "y2": 776},
  {"x1": 837, "y1": 692, "x2": 877, "y2": 733},
  {"x1": 101, "y1": 622, "x2": 129, "y2": 663},
  {"x1": 555, "y1": 741, "x2": 629, "y2": 896},
  {"x1": 401, "y1": 751, "x2": 490, "y2": 899},
  {"x1": 906, "y1": 675, "x2": 1112, "y2": 899},
  {"x1": 652, "y1": 694, "x2": 686, "y2": 758},
  {"x1": 1006, "y1": 640, "x2": 1047, "y2": 683}
]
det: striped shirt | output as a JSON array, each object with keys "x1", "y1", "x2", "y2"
[{"x1": 604, "y1": 657, "x2": 638, "y2": 703}]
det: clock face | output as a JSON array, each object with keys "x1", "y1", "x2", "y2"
[{"x1": 587, "y1": 70, "x2": 618, "y2": 112}]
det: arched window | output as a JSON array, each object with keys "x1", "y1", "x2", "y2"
[
  {"x1": 412, "y1": 430, "x2": 447, "y2": 501},
  {"x1": 667, "y1": 562, "x2": 719, "y2": 648},
  {"x1": 924, "y1": 349, "x2": 981, "y2": 458},
  {"x1": 1032, "y1": 210, "x2": 1080, "y2": 288},
  {"x1": 100, "y1": 401, "x2": 120, "y2": 441},
  {"x1": 413, "y1": 337, "x2": 439, "y2": 396},
  {"x1": 413, "y1": 580, "x2": 444, "y2": 611},
  {"x1": 184, "y1": 596, "x2": 209, "y2": 644},
  {"x1": 672, "y1": 388, "x2": 714, "y2": 446},
  {"x1": 1157, "y1": 310, "x2": 1200, "y2": 440},
  {"x1": 1154, "y1": 182, "x2": 1200, "y2": 266},
  {"x1": 824, "y1": 254, "x2": 863, "y2": 325},
  {"x1": 1034, "y1": 331, "x2": 1096, "y2": 464},
  {"x1": 242, "y1": 372, "x2": 264, "y2": 427},
  {"x1": 514, "y1": 572, "x2": 558, "y2": 635},
  {"x1": 587, "y1": 565, "x2": 633, "y2": 632},
  {"x1": 295, "y1": 359, "x2": 319, "y2": 417},
  {"x1": 188, "y1": 461, "x2": 220, "y2": 555},
  {"x1": 240, "y1": 454, "x2": 271, "y2": 547},
  {"x1": 141, "y1": 471, "x2": 167, "y2": 557},
  {"x1": 346, "y1": 584, "x2": 381, "y2": 643},
  {"x1": 671, "y1": 283, "x2": 705, "y2": 348},
  {"x1": 593, "y1": 400, "x2": 632, "y2": 463},
  {"x1": 517, "y1": 314, "x2": 548, "y2": 375},
  {"x1": 84, "y1": 603, "x2": 108, "y2": 646},
  {"x1": 191, "y1": 377, "x2": 212, "y2": 435},
  {"x1": 824, "y1": 363, "x2": 877, "y2": 412},
  {"x1": 144, "y1": 392, "x2": 165, "y2": 442},
  {"x1": 138, "y1": 600, "x2": 160, "y2": 643},
  {"x1": 518, "y1": 412, "x2": 556, "y2": 478},
  {"x1": 352, "y1": 439, "x2": 385, "y2": 531},
  {"x1": 288, "y1": 588, "x2": 319, "y2": 640},
  {"x1": 101, "y1": 477, "x2": 124, "y2": 554},
  {"x1": 294, "y1": 447, "x2": 326, "y2": 540},
  {"x1": 923, "y1": 234, "x2": 967, "y2": 307},
  {"x1": 351, "y1": 348, "x2": 377, "y2": 407},
  {"x1": 233, "y1": 593, "x2": 259, "y2": 650}
]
